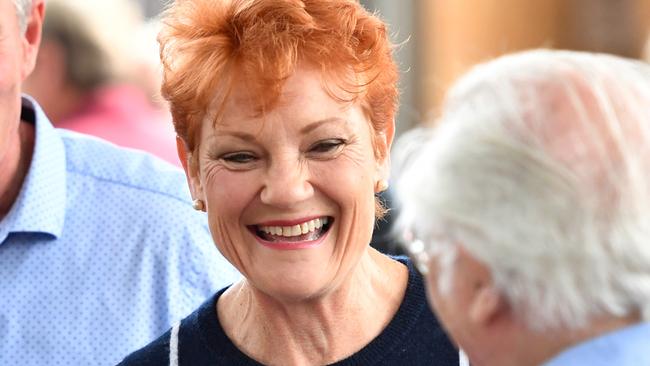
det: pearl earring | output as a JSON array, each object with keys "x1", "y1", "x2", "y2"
[
  {"x1": 192, "y1": 199, "x2": 205, "y2": 211},
  {"x1": 375, "y1": 179, "x2": 389, "y2": 193}
]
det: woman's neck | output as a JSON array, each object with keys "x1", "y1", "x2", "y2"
[{"x1": 218, "y1": 248, "x2": 408, "y2": 366}]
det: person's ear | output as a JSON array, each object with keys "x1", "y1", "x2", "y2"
[
  {"x1": 176, "y1": 137, "x2": 204, "y2": 202},
  {"x1": 20, "y1": 0, "x2": 45, "y2": 80},
  {"x1": 374, "y1": 119, "x2": 395, "y2": 184},
  {"x1": 469, "y1": 279, "x2": 505, "y2": 328}
]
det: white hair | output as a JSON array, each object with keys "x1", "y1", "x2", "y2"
[
  {"x1": 389, "y1": 126, "x2": 435, "y2": 185},
  {"x1": 397, "y1": 50, "x2": 650, "y2": 331},
  {"x1": 13, "y1": 0, "x2": 32, "y2": 32}
]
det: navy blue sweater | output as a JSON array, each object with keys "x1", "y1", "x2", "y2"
[{"x1": 118, "y1": 257, "x2": 459, "y2": 365}]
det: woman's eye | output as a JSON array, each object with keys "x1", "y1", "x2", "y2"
[
  {"x1": 221, "y1": 152, "x2": 257, "y2": 164},
  {"x1": 309, "y1": 139, "x2": 346, "y2": 154}
]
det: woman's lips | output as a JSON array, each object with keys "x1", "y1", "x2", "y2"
[
  {"x1": 258, "y1": 217, "x2": 329, "y2": 237},
  {"x1": 248, "y1": 216, "x2": 333, "y2": 250}
]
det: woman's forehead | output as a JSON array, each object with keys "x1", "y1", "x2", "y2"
[{"x1": 212, "y1": 70, "x2": 360, "y2": 123}]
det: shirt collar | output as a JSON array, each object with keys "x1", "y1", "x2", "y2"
[
  {"x1": 544, "y1": 322, "x2": 650, "y2": 365},
  {"x1": 1, "y1": 96, "x2": 67, "y2": 240}
]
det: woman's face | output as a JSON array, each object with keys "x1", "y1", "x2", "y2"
[{"x1": 186, "y1": 65, "x2": 392, "y2": 300}]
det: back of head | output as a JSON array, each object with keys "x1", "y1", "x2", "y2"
[
  {"x1": 39, "y1": 0, "x2": 144, "y2": 91},
  {"x1": 158, "y1": 0, "x2": 398, "y2": 159},
  {"x1": 398, "y1": 50, "x2": 650, "y2": 331}
]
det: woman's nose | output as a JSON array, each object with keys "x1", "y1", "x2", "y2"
[{"x1": 260, "y1": 157, "x2": 314, "y2": 208}]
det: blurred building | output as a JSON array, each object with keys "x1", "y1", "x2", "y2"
[{"x1": 417, "y1": 0, "x2": 650, "y2": 120}]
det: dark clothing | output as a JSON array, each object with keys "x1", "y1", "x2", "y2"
[{"x1": 118, "y1": 257, "x2": 459, "y2": 366}]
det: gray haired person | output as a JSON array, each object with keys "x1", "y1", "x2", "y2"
[{"x1": 397, "y1": 50, "x2": 650, "y2": 366}]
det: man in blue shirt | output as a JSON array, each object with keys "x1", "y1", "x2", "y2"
[{"x1": 0, "y1": 1, "x2": 239, "y2": 365}]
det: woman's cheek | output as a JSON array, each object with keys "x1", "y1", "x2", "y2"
[{"x1": 204, "y1": 166, "x2": 258, "y2": 208}]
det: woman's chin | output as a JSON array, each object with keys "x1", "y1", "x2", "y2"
[{"x1": 250, "y1": 268, "x2": 335, "y2": 302}]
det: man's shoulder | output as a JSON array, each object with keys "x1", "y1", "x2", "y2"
[{"x1": 59, "y1": 130, "x2": 191, "y2": 204}]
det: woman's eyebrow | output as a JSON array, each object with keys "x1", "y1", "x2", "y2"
[
  {"x1": 211, "y1": 130, "x2": 258, "y2": 142},
  {"x1": 300, "y1": 117, "x2": 348, "y2": 134}
]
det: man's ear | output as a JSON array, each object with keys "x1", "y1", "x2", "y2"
[
  {"x1": 469, "y1": 279, "x2": 506, "y2": 328},
  {"x1": 375, "y1": 119, "x2": 396, "y2": 181},
  {"x1": 454, "y1": 246, "x2": 508, "y2": 328},
  {"x1": 176, "y1": 137, "x2": 203, "y2": 200},
  {"x1": 21, "y1": 0, "x2": 45, "y2": 80}
]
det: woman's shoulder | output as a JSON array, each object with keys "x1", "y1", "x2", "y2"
[{"x1": 116, "y1": 327, "x2": 173, "y2": 366}]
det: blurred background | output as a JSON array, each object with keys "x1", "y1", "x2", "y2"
[
  {"x1": 364, "y1": 0, "x2": 650, "y2": 135},
  {"x1": 25, "y1": 0, "x2": 650, "y2": 146}
]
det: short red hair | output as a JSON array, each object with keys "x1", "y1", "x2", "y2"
[{"x1": 158, "y1": 0, "x2": 398, "y2": 158}]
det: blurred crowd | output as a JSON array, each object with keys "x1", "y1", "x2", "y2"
[{"x1": 22, "y1": 0, "x2": 177, "y2": 164}]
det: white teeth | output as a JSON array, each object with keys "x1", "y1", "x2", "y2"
[
  {"x1": 259, "y1": 217, "x2": 330, "y2": 238},
  {"x1": 290, "y1": 225, "x2": 301, "y2": 236}
]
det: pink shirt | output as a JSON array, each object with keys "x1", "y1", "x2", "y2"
[{"x1": 58, "y1": 84, "x2": 180, "y2": 166}]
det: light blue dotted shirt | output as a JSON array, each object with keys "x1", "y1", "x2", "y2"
[
  {"x1": 544, "y1": 322, "x2": 650, "y2": 366},
  {"x1": 0, "y1": 98, "x2": 240, "y2": 366}
]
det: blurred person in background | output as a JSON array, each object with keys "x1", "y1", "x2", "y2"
[
  {"x1": 0, "y1": 1, "x2": 239, "y2": 365},
  {"x1": 22, "y1": 0, "x2": 179, "y2": 165},
  {"x1": 119, "y1": 0, "x2": 460, "y2": 365},
  {"x1": 397, "y1": 50, "x2": 650, "y2": 366}
]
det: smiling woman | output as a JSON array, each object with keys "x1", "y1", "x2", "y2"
[
  {"x1": 193, "y1": 65, "x2": 391, "y2": 302},
  {"x1": 118, "y1": 1, "x2": 459, "y2": 365}
]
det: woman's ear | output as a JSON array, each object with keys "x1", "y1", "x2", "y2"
[{"x1": 176, "y1": 137, "x2": 204, "y2": 200}]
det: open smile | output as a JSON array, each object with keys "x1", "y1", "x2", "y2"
[{"x1": 248, "y1": 216, "x2": 333, "y2": 248}]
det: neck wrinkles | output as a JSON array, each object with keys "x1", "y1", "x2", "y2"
[{"x1": 218, "y1": 248, "x2": 408, "y2": 366}]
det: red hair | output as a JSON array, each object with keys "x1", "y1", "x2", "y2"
[{"x1": 158, "y1": 0, "x2": 398, "y2": 160}]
